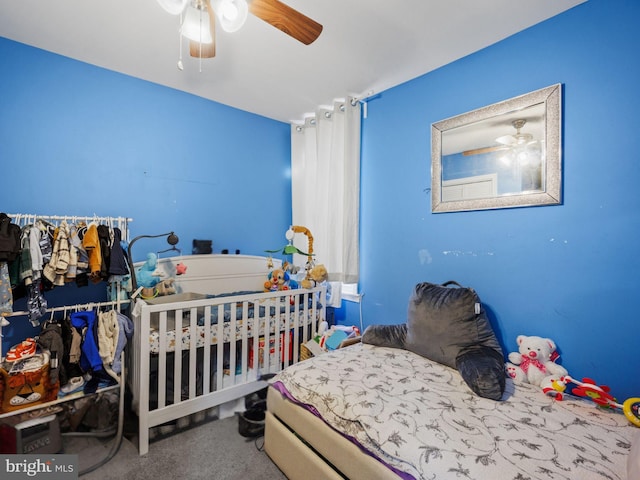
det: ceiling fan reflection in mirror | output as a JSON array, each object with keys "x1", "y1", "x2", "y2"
[
  {"x1": 463, "y1": 119, "x2": 537, "y2": 157},
  {"x1": 157, "y1": 0, "x2": 323, "y2": 70}
]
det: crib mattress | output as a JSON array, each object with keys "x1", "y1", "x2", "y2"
[{"x1": 271, "y1": 344, "x2": 636, "y2": 480}]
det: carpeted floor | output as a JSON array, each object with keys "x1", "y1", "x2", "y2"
[{"x1": 62, "y1": 414, "x2": 286, "y2": 479}]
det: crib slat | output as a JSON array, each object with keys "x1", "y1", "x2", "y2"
[
  {"x1": 228, "y1": 300, "x2": 237, "y2": 386},
  {"x1": 174, "y1": 308, "x2": 183, "y2": 406},
  {"x1": 203, "y1": 305, "x2": 212, "y2": 394},
  {"x1": 215, "y1": 304, "x2": 225, "y2": 392},
  {"x1": 158, "y1": 311, "x2": 168, "y2": 409},
  {"x1": 188, "y1": 307, "x2": 198, "y2": 399},
  {"x1": 262, "y1": 297, "x2": 273, "y2": 372},
  {"x1": 292, "y1": 293, "x2": 300, "y2": 363},
  {"x1": 240, "y1": 301, "x2": 249, "y2": 382}
]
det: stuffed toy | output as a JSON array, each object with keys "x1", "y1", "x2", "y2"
[
  {"x1": 135, "y1": 252, "x2": 164, "y2": 288},
  {"x1": 363, "y1": 281, "x2": 505, "y2": 401},
  {"x1": 264, "y1": 268, "x2": 297, "y2": 292},
  {"x1": 301, "y1": 264, "x2": 328, "y2": 289},
  {"x1": 506, "y1": 335, "x2": 568, "y2": 398},
  {"x1": 155, "y1": 278, "x2": 176, "y2": 296}
]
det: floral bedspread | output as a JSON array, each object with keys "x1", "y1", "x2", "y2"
[{"x1": 273, "y1": 344, "x2": 634, "y2": 480}]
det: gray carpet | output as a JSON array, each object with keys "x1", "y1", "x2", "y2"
[{"x1": 63, "y1": 415, "x2": 286, "y2": 479}]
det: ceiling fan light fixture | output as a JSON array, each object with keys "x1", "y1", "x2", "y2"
[
  {"x1": 495, "y1": 118, "x2": 534, "y2": 146},
  {"x1": 181, "y1": 4, "x2": 214, "y2": 43},
  {"x1": 495, "y1": 134, "x2": 516, "y2": 146},
  {"x1": 157, "y1": 0, "x2": 189, "y2": 15},
  {"x1": 213, "y1": 0, "x2": 248, "y2": 33}
]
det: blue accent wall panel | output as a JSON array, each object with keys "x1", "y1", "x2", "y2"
[{"x1": 359, "y1": 0, "x2": 640, "y2": 400}]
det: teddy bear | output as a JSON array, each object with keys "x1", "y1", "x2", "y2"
[
  {"x1": 301, "y1": 264, "x2": 328, "y2": 289},
  {"x1": 506, "y1": 335, "x2": 568, "y2": 398}
]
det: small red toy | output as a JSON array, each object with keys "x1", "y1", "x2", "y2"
[{"x1": 563, "y1": 375, "x2": 640, "y2": 427}]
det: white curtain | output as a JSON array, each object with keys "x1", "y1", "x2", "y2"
[{"x1": 291, "y1": 97, "x2": 361, "y2": 284}]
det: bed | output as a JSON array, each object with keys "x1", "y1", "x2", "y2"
[
  {"x1": 126, "y1": 254, "x2": 325, "y2": 455},
  {"x1": 265, "y1": 343, "x2": 637, "y2": 480}
]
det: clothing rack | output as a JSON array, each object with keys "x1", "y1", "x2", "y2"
[
  {"x1": 1, "y1": 213, "x2": 133, "y2": 359},
  {"x1": 5, "y1": 299, "x2": 131, "y2": 319},
  {"x1": 6, "y1": 214, "x2": 133, "y2": 241}
]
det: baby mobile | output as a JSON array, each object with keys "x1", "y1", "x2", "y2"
[{"x1": 264, "y1": 225, "x2": 327, "y2": 292}]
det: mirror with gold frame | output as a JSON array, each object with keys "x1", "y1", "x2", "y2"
[{"x1": 431, "y1": 84, "x2": 562, "y2": 213}]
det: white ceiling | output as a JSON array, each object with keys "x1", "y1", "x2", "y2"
[{"x1": 0, "y1": 0, "x2": 585, "y2": 124}]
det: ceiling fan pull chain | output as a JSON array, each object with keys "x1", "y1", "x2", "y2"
[
  {"x1": 178, "y1": 12, "x2": 184, "y2": 70},
  {"x1": 199, "y1": 7, "x2": 203, "y2": 72}
]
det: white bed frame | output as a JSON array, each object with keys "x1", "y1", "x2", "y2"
[{"x1": 126, "y1": 254, "x2": 325, "y2": 455}]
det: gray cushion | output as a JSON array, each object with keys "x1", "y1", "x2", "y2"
[
  {"x1": 405, "y1": 282, "x2": 502, "y2": 368},
  {"x1": 362, "y1": 282, "x2": 505, "y2": 399}
]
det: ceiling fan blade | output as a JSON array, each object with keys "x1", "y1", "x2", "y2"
[
  {"x1": 190, "y1": 0, "x2": 216, "y2": 58},
  {"x1": 249, "y1": 0, "x2": 323, "y2": 45},
  {"x1": 463, "y1": 145, "x2": 508, "y2": 156}
]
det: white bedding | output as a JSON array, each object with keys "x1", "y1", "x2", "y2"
[{"x1": 272, "y1": 344, "x2": 635, "y2": 480}]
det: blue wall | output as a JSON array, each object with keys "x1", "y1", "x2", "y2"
[
  {"x1": 359, "y1": 0, "x2": 640, "y2": 400},
  {"x1": 0, "y1": 38, "x2": 291, "y2": 351}
]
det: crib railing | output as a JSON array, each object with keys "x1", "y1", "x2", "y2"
[{"x1": 127, "y1": 286, "x2": 326, "y2": 455}]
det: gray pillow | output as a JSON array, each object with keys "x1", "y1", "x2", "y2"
[
  {"x1": 405, "y1": 282, "x2": 502, "y2": 368},
  {"x1": 363, "y1": 281, "x2": 505, "y2": 400}
]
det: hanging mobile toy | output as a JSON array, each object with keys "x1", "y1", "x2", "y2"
[
  {"x1": 265, "y1": 225, "x2": 315, "y2": 274},
  {"x1": 563, "y1": 375, "x2": 640, "y2": 427}
]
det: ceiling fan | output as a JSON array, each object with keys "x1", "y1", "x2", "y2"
[
  {"x1": 157, "y1": 0, "x2": 323, "y2": 61},
  {"x1": 463, "y1": 119, "x2": 536, "y2": 156}
]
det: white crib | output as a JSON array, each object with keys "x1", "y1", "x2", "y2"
[{"x1": 126, "y1": 254, "x2": 325, "y2": 455}]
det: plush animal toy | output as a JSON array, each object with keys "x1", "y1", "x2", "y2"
[
  {"x1": 264, "y1": 268, "x2": 295, "y2": 292},
  {"x1": 301, "y1": 264, "x2": 328, "y2": 289},
  {"x1": 155, "y1": 278, "x2": 176, "y2": 296},
  {"x1": 506, "y1": 335, "x2": 568, "y2": 398},
  {"x1": 135, "y1": 252, "x2": 164, "y2": 288}
]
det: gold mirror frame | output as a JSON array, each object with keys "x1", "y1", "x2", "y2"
[{"x1": 431, "y1": 84, "x2": 562, "y2": 213}]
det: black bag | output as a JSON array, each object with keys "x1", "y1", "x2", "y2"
[{"x1": 192, "y1": 239, "x2": 212, "y2": 254}]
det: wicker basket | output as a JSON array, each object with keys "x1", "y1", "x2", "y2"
[{"x1": 300, "y1": 343, "x2": 314, "y2": 361}]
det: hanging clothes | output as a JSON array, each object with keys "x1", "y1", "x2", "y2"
[
  {"x1": 70, "y1": 310, "x2": 103, "y2": 374},
  {"x1": 0, "y1": 262, "x2": 13, "y2": 316},
  {"x1": 0, "y1": 213, "x2": 21, "y2": 262},
  {"x1": 108, "y1": 227, "x2": 129, "y2": 276},
  {"x1": 26, "y1": 278, "x2": 47, "y2": 326},
  {"x1": 97, "y1": 310, "x2": 133, "y2": 381},
  {"x1": 82, "y1": 223, "x2": 102, "y2": 283},
  {"x1": 37, "y1": 319, "x2": 66, "y2": 386},
  {"x1": 97, "y1": 224, "x2": 111, "y2": 280},
  {"x1": 61, "y1": 314, "x2": 84, "y2": 379},
  {"x1": 18, "y1": 226, "x2": 34, "y2": 285},
  {"x1": 36, "y1": 219, "x2": 54, "y2": 265},
  {"x1": 43, "y1": 220, "x2": 71, "y2": 286}
]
